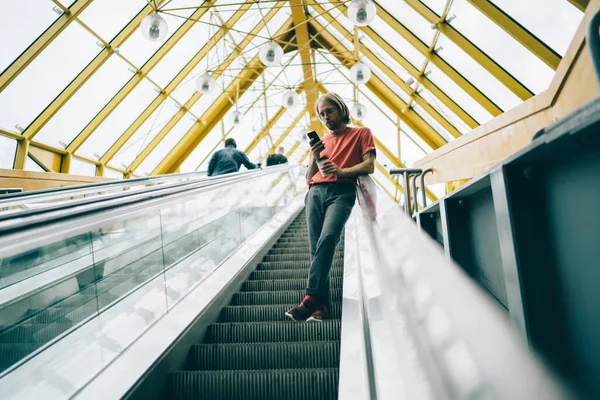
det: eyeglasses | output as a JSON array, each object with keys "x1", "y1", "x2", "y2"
[{"x1": 318, "y1": 108, "x2": 337, "y2": 118}]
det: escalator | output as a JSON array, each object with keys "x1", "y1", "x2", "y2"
[
  {"x1": 168, "y1": 210, "x2": 343, "y2": 399},
  {"x1": 0, "y1": 165, "x2": 568, "y2": 400}
]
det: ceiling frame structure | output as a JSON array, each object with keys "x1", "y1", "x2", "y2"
[
  {"x1": 400, "y1": 0, "x2": 534, "y2": 101},
  {"x1": 0, "y1": 0, "x2": 583, "y2": 192},
  {"x1": 310, "y1": 18, "x2": 448, "y2": 149},
  {"x1": 100, "y1": 1, "x2": 285, "y2": 170},
  {"x1": 309, "y1": 1, "x2": 461, "y2": 139},
  {"x1": 0, "y1": 0, "x2": 95, "y2": 92},
  {"x1": 21, "y1": 1, "x2": 170, "y2": 145}
]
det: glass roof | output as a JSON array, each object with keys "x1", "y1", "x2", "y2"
[{"x1": 0, "y1": 0, "x2": 585, "y2": 191}]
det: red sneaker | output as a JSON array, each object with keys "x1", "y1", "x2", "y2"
[
  {"x1": 285, "y1": 295, "x2": 317, "y2": 321},
  {"x1": 306, "y1": 305, "x2": 328, "y2": 322}
]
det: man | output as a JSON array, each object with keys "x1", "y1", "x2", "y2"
[
  {"x1": 207, "y1": 138, "x2": 258, "y2": 176},
  {"x1": 285, "y1": 92, "x2": 376, "y2": 322},
  {"x1": 266, "y1": 146, "x2": 289, "y2": 166}
]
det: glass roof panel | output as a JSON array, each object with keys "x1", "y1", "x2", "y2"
[
  {"x1": 135, "y1": 116, "x2": 196, "y2": 175},
  {"x1": 377, "y1": 0, "x2": 437, "y2": 45},
  {"x1": 0, "y1": 0, "x2": 59, "y2": 73},
  {"x1": 107, "y1": 97, "x2": 181, "y2": 170},
  {"x1": 492, "y1": 0, "x2": 583, "y2": 56},
  {"x1": 418, "y1": 87, "x2": 471, "y2": 134},
  {"x1": 426, "y1": 62, "x2": 493, "y2": 124},
  {"x1": 370, "y1": 17, "x2": 426, "y2": 68},
  {"x1": 70, "y1": 157, "x2": 96, "y2": 176},
  {"x1": 179, "y1": 123, "x2": 223, "y2": 173},
  {"x1": 419, "y1": 0, "x2": 447, "y2": 15},
  {"x1": 435, "y1": 35, "x2": 522, "y2": 110},
  {"x1": 78, "y1": 0, "x2": 147, "y2": 42},
  {"x1": 76, "y1": 78, "x2": 160, "y2": 159},
  {"x1": 104, "y1": 168, "x2": 123, "y2": 179},
  {"x1": 0, "y1": 135, "x2": 17, "y2": 169},
  {"x1": 412, "y1": 103, "x2": 453, "y2": 142},
  {"x1": 25, "y1": 156, "x2": 46, "y2": 173},
  {"x1": 447, "y1": 0, "x2": 554, "y2": 94},
  {"x1": 36, "y1": 54, "x2": 135, "y2": 148},
  {"x1": 0, "y1": 22, "x2": 101, "y2": 131}
]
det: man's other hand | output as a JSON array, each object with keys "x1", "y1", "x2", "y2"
[{"x1": 321, "y1": 160, "x2": 345, "y2": 177}]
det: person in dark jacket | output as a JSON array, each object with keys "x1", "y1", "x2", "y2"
[
  {"x1": 266, "y1": 146, "x2": 289, "y2": 166},
  {"x1": 207, "y1": 138, "x2": 257, "y2": 176}
]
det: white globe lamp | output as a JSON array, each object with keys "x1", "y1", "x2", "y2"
[
  {"x1": 350, "y1": 62, "x2": 371, "y2": 85},
  {"x1": 347, "y1": 0, "x2": 376, "y2": 27},
  {"x1": 282, "y1": 90, "x2": 300, "y2": 109},
  {"x1": 230, "y1": 110, "x2": 244, "y2": 126},
  {"x1": 259, "y1": 42, "x2": 283, "y2": 67},
  {"x1": 196, "y1": 73, "x2": 216, "y2": 94},
  {"x1": 141, "y1": 14, "x2": 168, "y2": 42},
  {"x1": 351, "y1": 103, "x2": 367, "y2": 121}
]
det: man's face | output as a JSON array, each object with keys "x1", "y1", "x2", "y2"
[{"x1": 318, "y1": 99, "x2": 342, "y2": 131}]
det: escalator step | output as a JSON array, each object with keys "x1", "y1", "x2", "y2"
[
  {"x1": 169, "y1": 368, "x2": 338, "y2": 400},
  {"x1": 188, "y1": 341, "x2": 340, "y2": 370},
  {"x1": 258, "y1": 260, "x2": 343, "y2": 270},
  {"x1": 218, "y1": 303, "x2": 341, "y2": 323},
  {"x1": 205, "y1": 320, "x2": 341, "y2": 343},
  {"x1": 249, "y1": 267, "x2": 343, "y2": 281},
  {"x1": 263, "y1": 253, "x2": 342, "y2": 262},
  {"x1": 230, "y1": 290, "x2": 342, "y2": 306},
  {"x1": 241, "y1": 277, "x2": 343, "y2": 292}
]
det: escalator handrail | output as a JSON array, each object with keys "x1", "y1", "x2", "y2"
[
  {"x1": 354, "y1": 175, "x2": 569, "y2": 399},
  {"x1": 0, "y1": 165, "x2": 304, "y2": 310},
  {"x1": 0, "y1": 169, "x2": 208, "y2": 204},
  {"x1": 0, "y1": 165, "x2": 300, "y2": 248},
  {"x1": 0, "y1": 165, "x2": 291, "y2": 227}
]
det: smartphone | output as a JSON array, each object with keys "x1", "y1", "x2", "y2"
[{"x1": 306, "y1": 130, "x2": 320, "y2": 143}]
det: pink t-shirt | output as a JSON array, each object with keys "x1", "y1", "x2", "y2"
[{"x1": 309, "y1": 126, "x2": 376, "y2": 185}]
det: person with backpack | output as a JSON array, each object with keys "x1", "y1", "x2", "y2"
[{"x1": 207, "y1": 138, "x2": 258, "y2": 176}]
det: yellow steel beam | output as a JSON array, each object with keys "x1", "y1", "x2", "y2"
[
  {"x1": 29, "y1": 144, "x2": 63, "y2": 172},
  {"x1": 567, "y1": 0, "x2": 589, "y2": 12},
  {"x1": 23, "y1": 1, "x2": 168, "y2": 141},
  {"x1": 467, "y1": 0, "x2": 561, "y2": 70},
  {"x1": 285, "y1": 140, "x2": 302, "y2": 158},
  {"x1": 245, "y1": 107, "x2": 287, "y2": 154},
  {"x1": 0, "y1": 0, "x2": 94, "y2": 92},
  {"x1": 402, "y1": 0, "x2": 533, "y2": 100},
  {"x1": 299, "y1": 148, "x2": 310, "y2": 163},
  {"x1": 334, "y1": 0, "x2": 500, "y2": 119},
  {"x1": 311, "y1": 23, "x2": 447, "y2": 149},
  {"x1": 149, "y1": 57, "x2": 266, "y2": 175},
  {"x1": 290, "y1": 0, "x2": 321, "y2": 134},
  {"x1": 309, "y1": 2, "x2": 461, "y2": 138},
  {"x1": 267, "y1": 107, "x2": 307, "y2": 155},
  {"x1": 13, "y1": 140, "x2": 30, "y2": 170},
  {"x1": 66, "y1": 1, "x2": 217, "y2": 153},
  {"x1": 100, "y1": 1, "x2": 278, "y2": 165}
]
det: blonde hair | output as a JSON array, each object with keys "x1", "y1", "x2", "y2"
[{"x1": 315, "y1": 92, "x2": 350, "y2": 124}]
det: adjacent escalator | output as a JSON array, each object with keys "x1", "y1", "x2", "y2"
[{"x1": 168, "y1": 210, "x2": 344, "y2": 400}]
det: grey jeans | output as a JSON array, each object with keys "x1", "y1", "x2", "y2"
[{"x1": 305, "y1": 183, "x2": 356, "y2": 307}]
